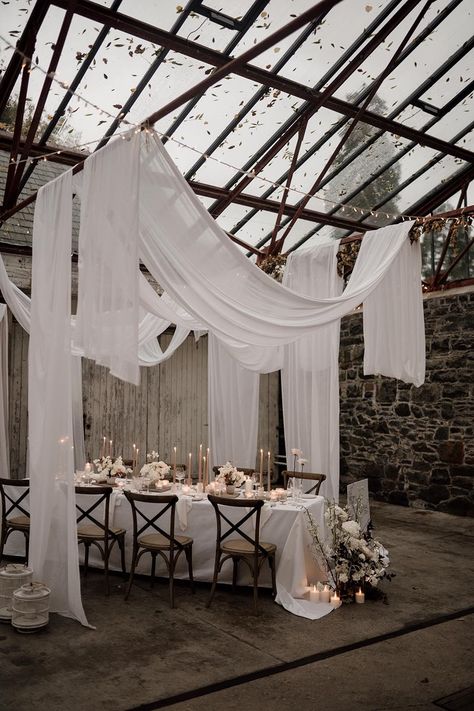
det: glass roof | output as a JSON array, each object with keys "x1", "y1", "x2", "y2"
[{"x1": 0, "y1": 0, "x2": 472, "y2": 259}]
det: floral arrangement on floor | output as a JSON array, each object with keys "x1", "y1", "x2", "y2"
[
  {"x1": 216, "y1": 462, "x2": 246, "y2": 487},
  {"x1": 140, "y1": 452, "x2": 171, "y2": 481},
  {"x1": 305, "y1": 501, "x2": 394, "y2": 601},
  {"x1": 93, "y1": 455, "x2": 132, "y2": 478}
]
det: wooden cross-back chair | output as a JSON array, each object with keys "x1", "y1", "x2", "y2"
[
  {"x1": 124, "y1": 491, "x2": 194, "y2": 608},
  {"x1": 75, "y1": 485, "x2": 126, "y2": 595},
  {"x1": 206, "y1": 495, "x2": 276, "y2": 614},
  {"x1": 282, "y1": 471, "x2": 326, "y2": 495},
  {"x1": 0, "y1": 478, "x2": 30, "y2": 565}
]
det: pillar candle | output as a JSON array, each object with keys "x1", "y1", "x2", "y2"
[
  {"x1": 309, "y1": 585, "x2": 320, "y2": 602},
  {"x1": 320, "y1": 584, "x2": 330, "y2": 603},
  {"x1": 330, "y1": 592, "x2": 341, "y2": 608},
  {"x1": 259, "y1": 448, "x2": 263, "y2": 488},
  {"x1": 173, "y1": 446, "x2": 177, "y2": 484},
  {"x1": 267, "y1": 451, "x2": 271, "y2": 492},
  {"x1": 355, "y1": 589, "x2": 365, "y2": 604},
  {"x1": 198, "y1": 444, "x2": 202, "y2": 482}
]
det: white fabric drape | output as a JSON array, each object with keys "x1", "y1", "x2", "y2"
[
  {"x1": 282, "y1": 242, "x2": 343, "y2": 501},
  {"x1": 138, "y1": 133, "x2": 418, "y2": 351},
  {"x1": 0, "y1": 305, "x2": 9, "y2": 477},
  {"x1": 76, "y1": 131, "x2": 141, "y2": 385},
  {"x1": 208, "y1": 333, "x2": 259, "y2": 470},
  {"x1": 363, "y1": 234, "x2": 425, "y2": 386},
  {"x1": 71, "y1": 356, "x2": 85, "y2": 471},
  {"x1": 28, "y1": 170, "x2": 89, "y2": 626}
]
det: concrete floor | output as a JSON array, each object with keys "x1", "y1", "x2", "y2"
[{"x1": 0, "y1": 501, "x2": 473, "y2": 711}]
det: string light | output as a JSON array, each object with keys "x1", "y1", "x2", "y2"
[{"x1": 0, "y1": 34, "x2": 464, "y2": 226}]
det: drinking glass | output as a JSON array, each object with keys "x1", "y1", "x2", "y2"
[{"x1": 176, "y1": 470, "x2": 185, "y2": 490}]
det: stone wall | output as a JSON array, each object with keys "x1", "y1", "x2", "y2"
[{"x1": 339, "y1": 287, "x2": 474, "y2": 516}]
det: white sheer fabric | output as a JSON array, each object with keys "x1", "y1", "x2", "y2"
[
  {"x1": 0, "y1": 305, "x2": 8, "y2": 477},
  {"x1": 282, "y1": 242, "x2": 343, "y2": 500},
  {"x1": 0, "y1": 257, "x2": 31, "y2": 332},
  {"x1": 208, "y1": 333, "x2": 259, "y2": 470},
  {"x1": 363, "y1": 235, "x2": 425, "y2": 386},
  {"x1": 76, "y1": 130, "x2": 141, "y2": 385},
  {"x1": 28, "y1": 170, "x2": 89, "y2": 626}
]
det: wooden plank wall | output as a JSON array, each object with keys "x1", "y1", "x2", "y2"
[{"x1": 6, "y1": 325, "x2": 280, "y2": 478}]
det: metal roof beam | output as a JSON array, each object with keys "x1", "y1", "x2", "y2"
[{"x1": 48, "y1": 0, "x2": 473, "y2": 164}]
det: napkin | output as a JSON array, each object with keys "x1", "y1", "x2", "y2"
[{"x1": 176, "y1": 496, "x2": 193, "y2": 531}]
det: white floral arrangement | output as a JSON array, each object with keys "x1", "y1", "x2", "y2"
[
  {"x1": 216, "y1": 462, "x2": 246, "y2": 487},
  {"x1": 93, "y1": 455, "x2": 131, "y2": 479},
  {"x1": 140, "y1": 452, "x2": 170, "y2": 481},
  {"x1": 306, "y1": 501, "x2": 393, "y2": 600}
]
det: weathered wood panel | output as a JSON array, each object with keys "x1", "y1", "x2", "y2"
[{"x1": 6, "y1": 328, "x2": 280, "y2": 478}]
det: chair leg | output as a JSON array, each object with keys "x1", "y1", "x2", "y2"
[
  {"x1": 84, "y1": 542, "x2": 90, "y2": 578},
  {"x1": 0, "y1": 525, "x2": 8, "y2": 566},
  {"x1": 24, "y1": 531, "x2": 30, "y2": 566},
  {"x1": 206, "y1": 549, "x2": 221, "y2": 608},
  {"x1": 168, "y1": 552, "x2": 175, "y2": 609},
  {"x1": 185, "y1": 546, "x2": 195, "y2": 594},
  {"x1": 150, "y1": 552, "x2": 157, "y2": 588},
  {"x1": 232, "y1": 557, "x2": 238, "y2": 592},
  {"x1": 118, "y1": 535, "x2": 127, "y2": 578},
  {"x1": 253, "y1": 556, "x2": 259, "y2": 615},
  {"x1": 269, "y1": 554, "x2": 277, "y2": 597},
  {"x1": 124, "y1": 545, "x2": 139, "y2": 601},
  {"x1": 104, "y1": 542, "x2": 110, "y2": 596}
]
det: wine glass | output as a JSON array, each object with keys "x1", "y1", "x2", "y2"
[
  {"x1": 176, "y1": 469, "x2": 185, "y2": 490},
  {"x1": 142, "y1": 476, "x2": 151, "y2": 493}
]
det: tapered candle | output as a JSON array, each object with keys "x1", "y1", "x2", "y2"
[
  {"x1": 259, "y1": 448, "x2": 263, "y2": 488},
  {"x1": 136, "y1": 449, "x2": 139, "y2": 473},
  {"x1": 267, "y1": 451, "x2": 271, "y2": 492},
  {"x1": 202, "y1": 456, "x2": 206, "y2": 487},
  {"x1": 109, "y1": 439, "x2": 113, "y2": 458},
  {"x1": 188, "y1": 452, "x2": 192, "y2": 485},
  {"x1": 132, "y1": 443, "x2": 136, "y2": 472},
  {"x1": 173, "y1": 446, "x2": 177, "y2": 484},
  {"x1": 102, "y1": 436, "x2": 106, "y2": 458},
  {"x1": 206, "y1": 448, "x2": 210, "y2": 484},
  {"x1": 198, "y1": 444, "x2": 202, "y2": 482}
]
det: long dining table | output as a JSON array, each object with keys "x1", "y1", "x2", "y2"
[{"x1": 5, "y1": 486, "x2": 333, "y2": 620}]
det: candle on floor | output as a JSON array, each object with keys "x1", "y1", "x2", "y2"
[
  {"x1": 188, "y1": 452, "x2": 192, "y2": 484},
  {"x1": 259, "y1": 448, "x2": 263, "y2": 488},
  {"x1": 173, "y1": 446, "x2": 177, "y2": 484},
  {"x1": 320, "y1": 584, "x2": 330, "y2": 603},
  {"x1": 330, "y1": 592, "x2": 341, "y2": 608},
  {"x1": 309, "y1": 585, "x2": 320, "y2": 602},
  {"x1": 198, "y1": 444, "x2": 202, "y2": 482},
  {"x1": 267, "y1": 451, "x2": 271, "y2": 492},
  {"x1": 355, "y1": 588, "x2": 365, "y2": 604}
]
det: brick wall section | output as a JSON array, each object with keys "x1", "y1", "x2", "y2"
[{"x1": 339, "y1": 288, "x2": 474, "y2": 516}]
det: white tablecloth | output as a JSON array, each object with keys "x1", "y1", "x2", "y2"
[{"x1": 4, "y1": 489, "x2": 333, "y2": 620}]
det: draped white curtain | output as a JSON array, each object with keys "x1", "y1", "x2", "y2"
[
  {"x1": 0, "y1": 305, "x2": 8, "y2": 477},
  {"x1": 28, "y1": 171, "x2": 89, "y2": 626},
  {"x1": 282, "y1": 242, "x2": 343, "y2": 500},
  {"x1": 208, "y1": 333, "x2": 259, "y2": 470}
]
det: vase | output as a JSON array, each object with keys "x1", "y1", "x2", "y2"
[{"x1": 226, "y1": 485, "x2": 235, "y2": 495}]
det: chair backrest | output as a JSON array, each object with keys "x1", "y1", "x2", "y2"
[
  {"x1": 212, "y1": 466, "x2": 255, "y2": 478},
  {"x1": 207, "y1": 494, "x2": 267, "y2": 556},
  {"x1": 75, "y1": 485, "x2": 113, "y2": 537},
  {"x1": 124, "y1": 491, "x2": 179, "y2": 547},
  {"x1": 282, "y1": 471, "x2": 326, "y2": 495},
  {"x1": 0, "y1": 478, "x2": 30, "y2": 521}
]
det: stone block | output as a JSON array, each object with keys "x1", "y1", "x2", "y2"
[
  {"x1": 377, "y1": 381, "x2": 397, "y2": 403},
  {"x1": 431, "y1": 469, "x2": 450, "y2": 484},
  {"x1": 395, "y1": 402, "x2": 410, "y2": 416},
  {"x1": 420, "y1": 484, "x2": 450, "y2": 504},
  {"x1": 439, "y1": 440, "x2": 464, "y2": 464},
  {"x1": 442, "y1": 384, "x2": 469, "y2": 399},
  {"x1": 434, "y1": 426, "x2": 449, "y2": 441},
  {"x1": 440, "y1": 401, "x2": 454, "y2": 419},
  {"x1": 411, "y1": 383, "x2": 441, "y2": 403},
  {"x1": 437, "y1": 497, "x2": 474, "y2": 517},
  {"x1": 388, "y1": 490, "x2": 409, "y2": 506}
]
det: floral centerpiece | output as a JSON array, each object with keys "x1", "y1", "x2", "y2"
[
  {"x1": 93, "y1": 455, "x2": 132, "y2": 479},
  {"x1": 216, "y1": 462, "x2": 246, "y2": 489},
  {"x1": 140, "y1": 452, "x2": 171, "y2": 482},
  {"x1": 306, "y1": 501, "x2": 393, "y2": 601}
]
